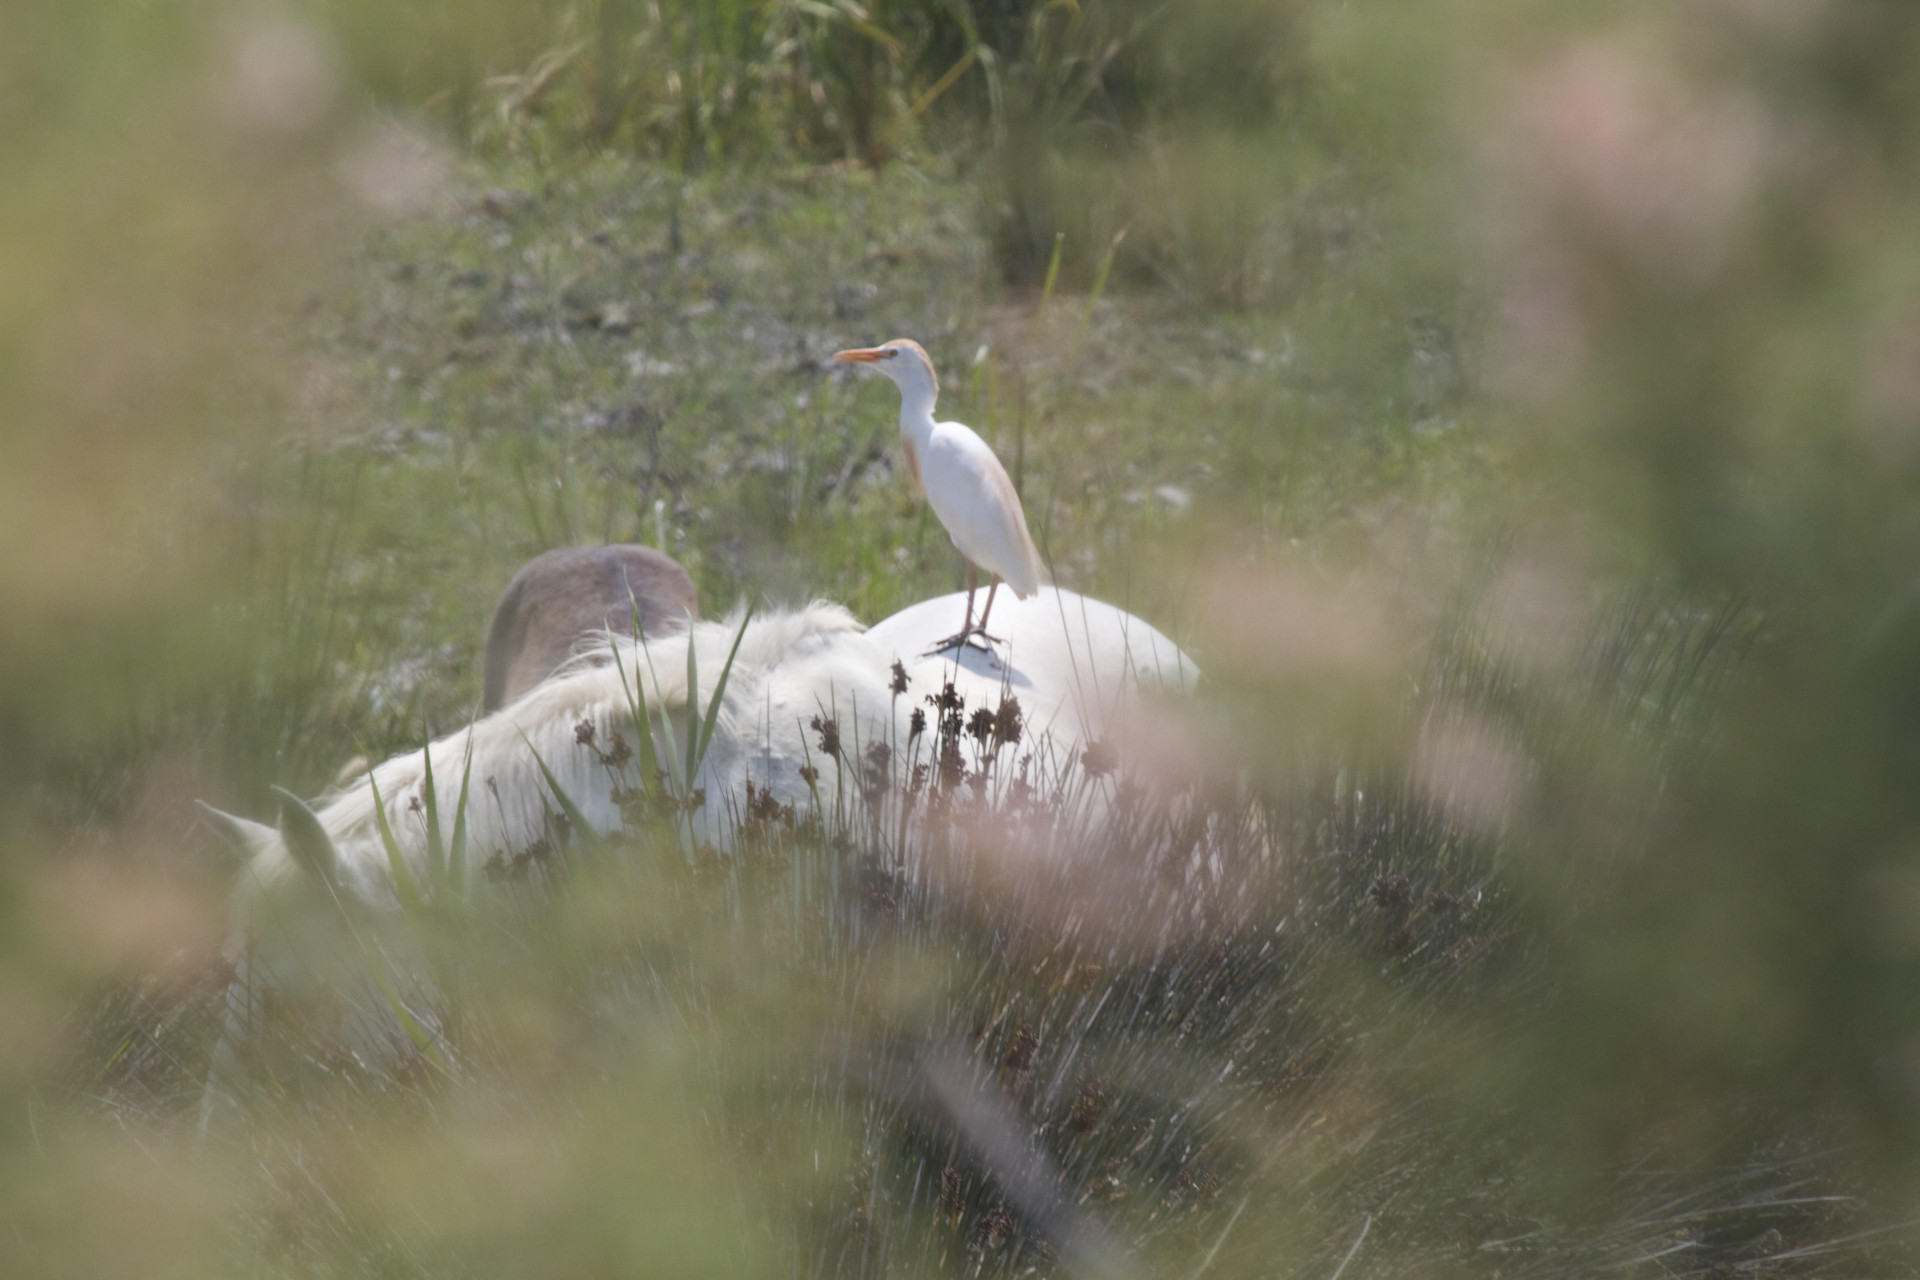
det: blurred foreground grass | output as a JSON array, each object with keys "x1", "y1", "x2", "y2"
[{"x1": 8, "y1": 1, "x2": 1920, "y2": 1277}]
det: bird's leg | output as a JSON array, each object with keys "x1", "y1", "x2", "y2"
[
  {"x1": 927, "y1": 564, "x2": 988, "y2": 654},
  {"x1": 971, "y1": 578, "x2": 1005, "y2": 645}
]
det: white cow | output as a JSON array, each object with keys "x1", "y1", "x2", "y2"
[
  {"x1": 209, "y1": 588, "x2": 1196, "y2": 904},
  {"x1": 194, "y1": 589, "x2": 1200, "y2": 1115}
]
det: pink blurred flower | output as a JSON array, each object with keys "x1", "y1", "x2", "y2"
[{"x1": 1516, "y1": 41, "x2": 1767, "y2": 283}]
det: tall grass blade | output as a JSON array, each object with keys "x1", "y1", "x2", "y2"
[
  {"x1": 1039, "y1": 231, "x2": 1065, "y2": 314},
  {"x1": 1069, "y1": 227, "x2": 1126, "y2": 365},
  {"x1": 792, "y1": 0, "x2": 901, "y2": 54},
  {"x1": 907, "y1": 47, "x2": 977, "y2": 120},
  {"x1": 510, "y1": 453, "x2": 550, "y2": 547},
  {"x1": 612, "y1": 626, "x2": 662, "y2": 807},
  {"x1": 697, "y1": 603, "x2": 754, "y2": 768},
  {"x1": 375, "y1": 743, "x2": 469, "y2": 1058},
  {"x1": 642, "y1": 637, "x2": 683, "y2": 794},
  {"x1": 627, "y1": 598, "x2": 664, "y2": 799},
  {"x1": 368, "y1": 964, "x2": 454, "y2": 1077},
  {"x1": 684, "y1": 621, "x2": 701, "y2": 789},
  {"x1": 366, "y1": 773, "x2": 425, "y2": 919},
  {"x1": 519, "y1": 730, "x2": 600, "y2": 863},
  {"x1": 448, "y1": 735, "x2": 474, "y2": 901},
  {"x1": 988, "y1": 349, "x2": 1001, "y2": 448},
  {"x1": 620, "y1": 593, "x2": 681, "y2": 793},
  {"x1": 420, "y1": 728, "x2": 446, "y2": 889},
  {"x1": 975, "y1": 43, "x2": 1005, "y2": 143},
  {"x1": 198, "y1": 954, "x2": 257, "y2": 1138}
]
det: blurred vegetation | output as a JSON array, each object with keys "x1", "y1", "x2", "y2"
[{"x1": 8, "y1": 0, "x2": 1920, "y2": 1276}]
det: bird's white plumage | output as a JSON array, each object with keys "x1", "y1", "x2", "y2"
[{"x1": 919, "y1": 421, "x2": 1042, "y2": 597}]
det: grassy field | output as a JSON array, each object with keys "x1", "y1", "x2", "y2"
[
  {"x1": 13, "y1": 1, "x2": 1920, "y2": 1277},
  {"x1": 249, "y1": 147, "x2": 1500, "y2": 783}
]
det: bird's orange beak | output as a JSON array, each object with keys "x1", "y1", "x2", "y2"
[{"x1": 833, "y1": 347, "x2": 883, "y2": 362}]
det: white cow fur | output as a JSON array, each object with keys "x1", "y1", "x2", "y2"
[{"x1": 234, "y1": 588, "x2": 1197, "y2": 906}]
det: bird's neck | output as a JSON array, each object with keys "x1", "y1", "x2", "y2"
[{"x1": 897, "y1": 386, "x2": 937, "y2": 443}]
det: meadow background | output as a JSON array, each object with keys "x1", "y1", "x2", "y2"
[{"x1": 6, "y1": 0, "x2": 1920, "y2": 1276}]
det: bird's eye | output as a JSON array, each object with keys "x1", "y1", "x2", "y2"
[{"x1": 880, "y1": 348, "x2": 897, "y2": 358}]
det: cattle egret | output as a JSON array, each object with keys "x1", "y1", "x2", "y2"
[{"x1": 835, "y1": 338, "x2": 1044, "y2": 652}]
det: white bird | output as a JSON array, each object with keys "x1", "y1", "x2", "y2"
[{"x1": 835, "y1": 338, "x2": 1044, "y2": 652}]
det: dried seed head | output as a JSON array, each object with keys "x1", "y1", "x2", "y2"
[
  {"x1": 1370, "y1": 873, "x2": 1413, "y2": 910},
  {"x1": 605, "y1": 730, "x2": 633, "y2": 766},
  {"x1": 1004, "y1": 1024, "x2": 1039, "y2": 1072},
  {"x1": 992, "y1": 696, "x2": 1024, "y2": 748},
  {"x1": 937, "y1": 737, "x2": 966, "y2": 789},
  {"x1": 808, "y1": 713, "x2": 842, "y2": 759}
]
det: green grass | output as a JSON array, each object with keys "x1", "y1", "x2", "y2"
[
  {"x1": 96, "y1": 596, "x2": 1880, "y2": 1280},
  {"x1": 247, "y1": 148, "x2": 1500, "y2": 779}
]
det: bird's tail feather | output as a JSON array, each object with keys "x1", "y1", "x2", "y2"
[{"x1": 1010, "y1": 524, "x2": 1045, "y2": 599}]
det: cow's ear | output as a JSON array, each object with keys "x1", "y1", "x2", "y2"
[
  {"x1": 195, "y1": 801, "x2": 277, "y2": 870},
  {"x1": 273, "y1": 787, "x2": 345, "y2": 888}
]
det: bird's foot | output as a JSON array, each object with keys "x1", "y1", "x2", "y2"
[{"x1": 923, "y1": 627, "x2": 999, "y2": 657}]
